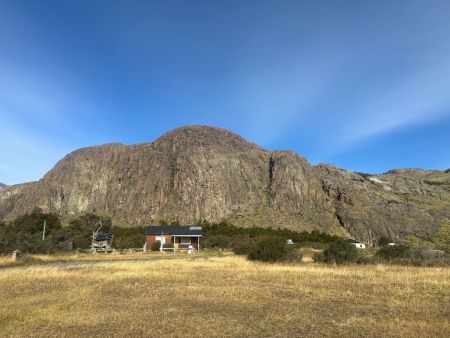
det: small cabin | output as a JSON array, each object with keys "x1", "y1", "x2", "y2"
[
  {"x1": 145, "y1": 226, "x2": 202, "y2": 252},
  {"x1": 346, "y1": 239, "x2": 366, "y2": 249}
]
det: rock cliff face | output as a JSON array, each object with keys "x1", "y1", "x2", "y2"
[
  {"x1": 0, "y1": 183, "x2": 6, "y2": 192},
  {"x1": 317, "y1": 165, "x2": 441, "y2": 243},
  {"x1": 0, "y1": 126, "x2": 449, "y2": 243}
]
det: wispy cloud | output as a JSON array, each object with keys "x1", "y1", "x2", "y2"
[
  {"x1": 231, "y1": 44, "x2": 342, "y2": 147},
  {"x1": 1, "y1": 0, "x2": 450, "y2": 181},
  {"x1": 331, "y1": 60, "x2": 450, "y2": 151},
  {"x1": 226, "y1": 0, "x2": 450, "y2": 158},
  {"x1": 0, "y1": 116, "x2": 70, "y2": 184},
  {"x1": 0, "y1": 63, "x2": 91, "y2": 184}
]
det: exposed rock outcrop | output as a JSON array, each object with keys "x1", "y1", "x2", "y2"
[
  {"x1": 0, "y1": 125, "x2": 448, "y2": 243},
  {"x1": 317, "y1": 165, "x2": 439, "y2": 245}
]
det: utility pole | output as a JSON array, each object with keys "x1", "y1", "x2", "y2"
[{"x1": 42, "y1": 219, "x2": 47, "y2": 240}]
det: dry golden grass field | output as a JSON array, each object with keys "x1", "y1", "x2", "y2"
[{"x1": 0, "y1": 253, "x2": 449, "y2": 337}]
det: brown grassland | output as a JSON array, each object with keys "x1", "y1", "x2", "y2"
[{"x1": 0, "y1": 253, "x2": 449, "y2": 337}]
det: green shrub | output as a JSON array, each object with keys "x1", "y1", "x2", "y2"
[
  {"x1": 112, "y1": 226, "x2": 145, "y2": 249},
  {"x1": 313, "y1": 251, "x2": 325, "y2": 263},
  {"x1": 201, "y1": 222, "x2": 342, "y2": 250},
  {"x1": 285, "y1": 246, "x2": 302, "y2": 263},
  {"x1": 151, "y1": 241, "x2": 161, "y2": 251},
  {"x1": 374, "y1": 245, "x2": 450, "y2": 266},
  {"x1": 322, "y1": 241, "x2": 358, "y2": 264},
  {"x1": 376, "y1": 245, "x2": 411, "y2": 260},
  {"x1": 0, "y1": 208, "x2": 63, "y2": 254},
  {"x1": 67, "y1": 213, "x2": 112, "y2": 249},
  {"x1": 233, "y1": 242, "x2": 254, "y2": 255},
  {"x1": 202, "y1": 234, "x2": 232, "y2": 248},
  {"x1": 247, "y1": 237, "x2": 299, "y2": 262},
  {"x1": 378, "y1": 236, "x2": 392, "y2": 247}
]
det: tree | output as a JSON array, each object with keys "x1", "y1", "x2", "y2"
[
  {"x1": 376, "y1": 245, "x2": 411, "y2": 260},
  {"x1": 378, "y1": 236, "x2": 392, "y2": 247},
  {"x1": 68, "y1": 213, "x2": 112, "y2": 249},
  {"x1": 322, "y1": 241, "x2": 358, "y2": 264},
  {"x1": 151, "y1": 241, "x2": 161, "y2": 251},
  {"x1": 112, "y1": 227, "x2": 146, "y2": 249},
  {"x1": 247, "y1": 237, "x2": 300, "y2": 262},
  {"x1": 0, "y1": 209, "x2": 62, "y2": 253}
]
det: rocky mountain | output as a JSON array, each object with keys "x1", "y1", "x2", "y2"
[
  {"x1": 0, "y1": 183, "x2": 6, "y2": 192},
  {"x1": 0, "y1": 126, "x2": 449, "y2": 244}
]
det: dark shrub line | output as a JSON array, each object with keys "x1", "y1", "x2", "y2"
[{"x1": 246, "y1": 236, "x2": 301, "y2": 263}]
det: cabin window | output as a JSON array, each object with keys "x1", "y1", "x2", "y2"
[{"x1": 180, "y1": 237, "x2": 191, "y2": 245}]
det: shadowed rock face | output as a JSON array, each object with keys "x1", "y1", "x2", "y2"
[
  {"x1": 317, "y1": 165, "x2": 441, "y2": 244},
  {"x1": 0, "y1": 125, "x2": 448, "y2": 243},
  {"x1": 0, "y1": 183, "x2": 6, "y2": 192}
]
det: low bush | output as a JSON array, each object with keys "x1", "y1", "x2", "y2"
[
  {"x1": 376, "y1": 245, "x2": 411, "y2": 260},
  {"x1": 112, "y1": 226, "x2": 146, "y2": 249},
  {"x1": 377, "y1": 236, "x2": 392, "y2": 247},
  {"x1": 202, "y1": 234, "x2": 232, "y2": 249},
  {"x1": 151, "y1": 241, "x2": 161, "y2": 251},
  {"x1": 233, "y1": 242, "x2": 254, "y2": 255},
  {"x1": 372, "y1": 245, "x2": 450, "y2": 266},
  {"x1": 247, "y1": 237, "x2": 301, "y2": 262},
  {"x1": 202, "y1": 222, "x2": 342, "y2": 250},
  {"x1": 321, "y1": 241, "x2": 358, "y2": 264},
  {"x1": 0, "y1": 208, "x2": 63, "y2": 254},
  {"x1": 285, "y1": 246, "x2": 302, "y2": 263},
  {"x1": 313, "y1": 251, "x2": 325, "y2": 263}
]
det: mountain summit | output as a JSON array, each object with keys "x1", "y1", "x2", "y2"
[{"x1": 0, "y1": 125, "x2": 448, "y2": 243}]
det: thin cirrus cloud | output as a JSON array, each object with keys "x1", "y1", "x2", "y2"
[
  {"x1": 225, "y1": 1, "x2": 450, "y2": 153},
  {"x1": 0, "y1": 64, "x2": 70, "y2": 124},
  {"x1": 0, "y1": 116, "x2": 66, "y2": 184},
  {"x1": 0, "y1": 63, "x2": 93, "y2": 184},
  {"x1": 1, "y1": 0, "x2": 450, "y2": 183},
  {"x1": 233, "y1": 67, "x2": 329, "y2": 146},
  {"x1": 332, "y1": 60, "x2": 450, "y2": 151}
]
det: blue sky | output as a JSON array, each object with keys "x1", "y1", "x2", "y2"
[{"x1": 1, "y1": 0, "x2": 449, "y2": 184}]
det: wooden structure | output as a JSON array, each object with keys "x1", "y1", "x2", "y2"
[
  {"x1": 145, "y1": 226, "x2": 202, "y2": 252},
  {"x1": 91, "y1": 227, "x2": 114, "y2": 253},
  {"x1": 11, "y1": 250, "x2": 21, "y2": 262}
]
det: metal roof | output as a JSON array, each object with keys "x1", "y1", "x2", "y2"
[
  {"x1": 94, "y1": 233, "x2": 113, "y2": 241},
  {"x1": 145, "y1": 226, "x2": 202, "y2": 236}
]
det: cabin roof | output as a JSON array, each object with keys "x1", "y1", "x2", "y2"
[
  {"x1": 145, "y1": 226, "x2": 203, "y2": 236},
  {"x1": 94, "y1": 233, "x2": 113, "y2": 241}
]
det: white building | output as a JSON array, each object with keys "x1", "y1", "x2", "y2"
[
  {"x1": 349, "y1": 242, "x2": 366, "y2": 249},
  {"x1": 346, "y1": 239, "x2": 366, "y2": 249}
]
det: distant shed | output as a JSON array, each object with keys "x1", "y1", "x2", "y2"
[{"x1": 346, "y1": 239, "x2": 366, "y2": 249}]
